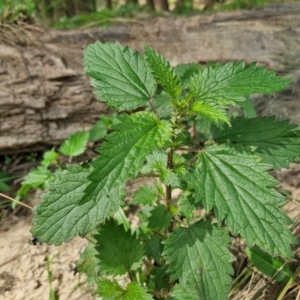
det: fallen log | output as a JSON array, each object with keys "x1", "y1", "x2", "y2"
[{"x1": 0, "y1": 3, "x2": 300, "y2": 154}]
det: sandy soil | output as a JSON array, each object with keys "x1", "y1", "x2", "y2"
[
  {"x1": 0, "y1": 216, "x2": 93, "y2": 300},
  {"x1": 0, "y1": 166, "x2": 300, "y2": 300}
]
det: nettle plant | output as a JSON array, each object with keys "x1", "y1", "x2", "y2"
[{"x1": 30, "y1": 41, "x2": 300, "y2": 299}]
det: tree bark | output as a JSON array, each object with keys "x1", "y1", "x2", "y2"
[{"x1": 0, "y1": 3, "x2": 300, "y2": 154}]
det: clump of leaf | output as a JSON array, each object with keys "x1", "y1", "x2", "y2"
[
  {"x1": 16, "y1": 130, "x2": 90, "y2": 201},
  {"x1": 16, "y1": 116, "x2": 118, "y2": 203},
  {"x1": 59, "y1": 131, "x2": 90, "y2": 157},
  {"x1": 30, "y1": 41, "x2": 298, "y2": 300}
]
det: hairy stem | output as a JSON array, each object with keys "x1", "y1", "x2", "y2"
[
  {"x1": 166, "y1": 138, "x2": 174, "y2": 211},
  {"x1": 148, "y1": 98, "x2": 159, "y2": 118}
]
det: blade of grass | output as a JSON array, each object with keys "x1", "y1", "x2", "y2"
[
  {"x1": 277, "y1": 265, "x2": 300, "y2": 300},
  {"x1": 0, "y1": 192, "x2": 32, "y2": 209}
]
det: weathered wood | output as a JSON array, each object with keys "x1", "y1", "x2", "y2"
[
  {"x1": 0, "y1": 3, "x2": 300, "y2": 154},
  {"x1": 0, "y1": 27, "x2": 108, "y2": 155}
]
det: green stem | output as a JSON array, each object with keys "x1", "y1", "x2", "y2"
[
  {"x1": 166, "y1": 138, "x2": 174, "y2": 211},
  {"x1": 149, "y1": 98, "x2": 159, "y2": 118}
]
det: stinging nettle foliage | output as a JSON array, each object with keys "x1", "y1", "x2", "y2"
[{"x1": 30, "y1": 41, "x2": 300, "y2": 299}]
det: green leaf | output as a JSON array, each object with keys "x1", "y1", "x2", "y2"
[
  {"x1": 95, "y1": 220, "x2": 145, "y2": 275},
  {"x1": 190, "y1": 101, "x2": 230, "y2": 125},
  {"x1": 41, "y1": 148, "x2": 58, "y2": 168},
  {"x1": 84, "y1": 41, "x2": 156, "y2": 110},
  {"x1": 174, "y1": 63, "x2": 202, "y2": 81},
  {"x1": 175, "y1": 63, "x2": 202, "y2": 87},
  {"x1": 138, "y1": 205, "x2": 155, "y2": 232},
  {"x1": 123, "y1": 282, "x2": 153, "y2": 300},
  {"x1": 0, "y1": 172, "x2": 12, "y2": 192},
  {"x1": 146, "y1": 150, "x2": 180, "y2": 186},
  {"x1": 59, "y1": 131, "x2": 89, "y2": 157},
  {"x1": 97, "y1": 278, "x2": 124, "y2": 299},
  {"x1": 150, "y1": 92, "x2": 173, "y2": 119},
  {"x1": 190, "y1": 61, "x2": 291, "y2": 106},
  {"x1": 148, "y1": 265, "x2": 170, "y2": 293},
  {"x1": 88, "y1": 120, "x2": 108, "y2": 142},
  {"x1": 146, "y1": 149, "x2": 167, "y2": 169},
  {"x1": 97, "y1": 280, "x2": 153, "y2": 300},
  {"x1": 114, "y1": 207, "x2": 130, "y2": 231},
  {"x1": 187, "y1": 144, "x2": 296, "y2": 257},
  {"x1": 83, "y1": 112, "x2": 172, "y2": 204},
  {"x1": 89, "y1": 113, "x2": 119, "y2": 142},
  {"x1": 131, "y1": 185, "x2": 158, "y2": 205},
  {"x1": 177, "y1": 194, "x2": 197, "y2": 222},
  {"x1": 148, "y1": 204, "x2": 172, "y2": 232},
  {"x1": 246, "y1": 246, "x2": 293, "y2": 283},
  {"x1": 237, "y1": 97, "x2": 257, "y2": 118},
  {"x1": 161, "y1": 169, "x2": 181, "y2": 187},
  {"x1": 163, "y1": 221, "x2": 234, "y2": 300},
  {"x1": 21, "y1": 166, "x2": 53, "y2": 189},
  {"x1": 31, "y1": 164, "x2": 121, "y2": 245},
  {"x1": 170, "y1": 282, "x2": 199, "y2": 300},
  {"x1": 172, "y1": 154, "x2": 187, "y2": 178},
  {"x1": 145, "y1": 235, "x2": 164, "y2": 263},
  {"x1": 76, "y1": 241, "x2": 101, "y2": 284},
  {"x1": 0, "y1": 181, "x2": 10, "y2": 192},
  {"x1": 144, "y1": 45, "x2": 181, "y2": 99},
  {"x1": 214, "y1": 117, "x2": 300, "y2": 169}
]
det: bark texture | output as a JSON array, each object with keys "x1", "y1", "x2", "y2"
[{"x1": 0, "y1": 3, "x2": 300, "y2": 154}]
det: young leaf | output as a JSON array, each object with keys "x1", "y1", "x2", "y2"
[
  {"x1": 97, "y1": 278, "x2": 124, "y2": 299},
  {"x1": 190, "y1": 102, "x2": 230, "y2": 125},
  {"x1": 59, "y1": 131, "x2": 89, "y2": 157},
  {"x1": 144, "y1": 45, "x2": 181, "y2": 99},
  {"x1": 97, "y1": 280, "x2": 153, "y2": 300},
  {"x1": 84, "y1": 41, "x2": 156, "y2": 110},
  {"x1": 131, "y1": 185, "x2": 158, "y2": 205},
  {"x1": 146, "y1": 149, "x2": 167, "y2": 169},
  {"x1": 187, "y1": 144, "x2": 296, "y2": 257},
  {"x1": 20, "y1": 166, "x2": 52, "y2": 189},
  {"x1": 163, "y1": 221, "x2": 234, "y2": 300},
  {"x1": 190, "y1": 61, "x2": 291, "y2": 106},
  {"x1": 95, "y1": 220, "x2": 145, "y2": 275},
  {"x1": 160, "y1": 169, "x2": 181, "y2": 187},
  {"x1": 214, "y1": 116, "x2": 300, "y2": 169},
  {"x1": 124, "y1": 282, "x2": 153, "y2": 300},
  {"x1": 82, "y1": 112, "x2": 172, "y2": 204},
  {"x1": 146, "y1": 150, "x2": 180, "y2": 186},
  {"x1": 138, "y1": 205, "x2": 155, "y2": 232},
  {"x1": 41, "y1": 148, "x2": 58, "y2": 168},
  {"x1": 88, "y1": 120, "x2": 108, "y2": 142},
  {"x1": 177, "y1": 194, "x2": 197, "y2": 222},
  {"x1": 246, "y1": 246, "x2": 293, "y2": 283},
  {"x1": 148, "y1": 204, "x2": 172, "y2": 232},
  {"x1": 31, "y1": 164, "x2": 121, "y2": 245},
  {"x1": 76, "y1": 241, "x2": 101, "y2": 284},
  {"x1": 17, "y1": 166, "x2": 53, "y2": 200}
]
